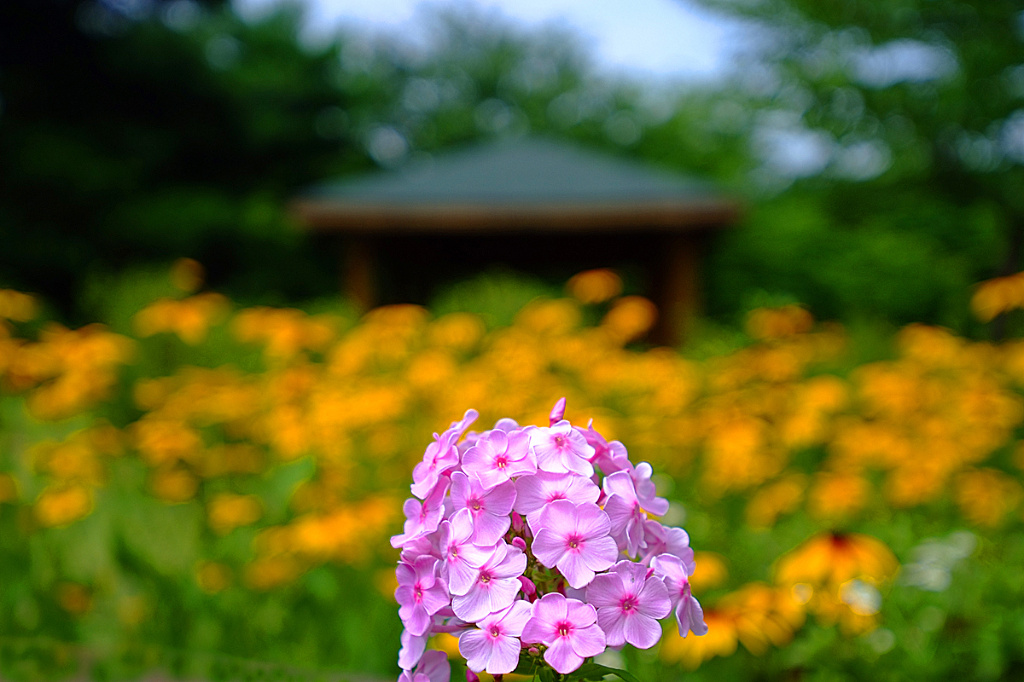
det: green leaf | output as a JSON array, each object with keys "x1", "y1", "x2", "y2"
[
  {"x1": 513, "y1": 655, "x2": 541, "y2": 676},
  {"x1": 568, "y1": 662, "x2": 641, "y2": 682}
]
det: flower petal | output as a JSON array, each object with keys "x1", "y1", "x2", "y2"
[
  {"x1": 585, "y1": 573, "x2": 623, "y2": 609},
  {"x1": 545, "y1": 638, "x2": 584, "y2": 675},
  {"x1": 530, "y1": 529, "x2": 565, "y2": 569},
  {"x1": 624, "y1": 613, "x2": 662, "y2": 649},
  {"x1": 571, "y1": 622, "x2": 607, "y2": 659},
  {"x1": 458, "y1": 629, "x2": 492, "y2": 672},
  {"x1": 487, "y1": 635, "x2": 521, "y2": 674}
]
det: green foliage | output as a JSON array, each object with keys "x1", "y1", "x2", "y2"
[
  {"x1": 690, "y1": 0, "x2": 1024, "y2": 328},
  {"x1": 430, "y1": 268, "x2": 561, "y2": 328}
]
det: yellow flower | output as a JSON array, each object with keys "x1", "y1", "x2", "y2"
[
  {"x1": 430, "y1": 633, "x2": 462, "y2": 659},
  {"x1": 0, "y1": 289, "x2": 39, "y2": 322},
  {"x1": 515, "y1": 298, "x2": 582, "y2": 335},
  {"x1": 244, "y1": 557, "x2": 301, "y2": 590},
  {"x1": 147, "y1": 468, "x2": 199, "y2": 503},
  {"x1": 600, "y1": 296, "x2": 657, "y2": 344},
  {"x1": 954, "y1": 468, "x2": 1023, "y2": 527},
  {"x1": 170, "y1": 258, "x2": 205, "y2": 293},
  {"x1": 718, "y1": 583, "x2": 806, "y2": 653},
  {"x1": 806, "y1": 472, "x2": 870, "y2": 521},
  {"x1": 134, "y1": 293, "x2": 229, "y2": 345},
  {"x1": 745, "y1": 305, "x2": 813, "y2": 340},
  {"x1": 427, "y1": 312, "x2": 485, "y2": 351},
  {"x1": 207, "y1": 493, "x2": 263, "y2": 534},
  {"x1": 566, "y1": 268, "x2": 622, "y2": 304},
  {"x1": 132, "y1": 418, "x2": 203, "y2": 467},
  {"x1": 689, "y1": 552, "x2": 729, "y2": 593},
  {"x1": 196, "y1": 561, "x2": 233, "y2": 593},
  {"x1": 660, "y1": 610, "x2": 738, "y2": 669},
  {"x1": 745, "y1": 474, "x2": 807, "y2": 528},
  {"x1": 35, "y1": 485, "x2": 94, "y2": 527},
  {"x1": 775, "y1": 531, "x2": 899, "y2": 589},
  {"x1": 0, "y1": 473, "x2": 20, "y2": 504},
  {"x1": 971, "y1": 272, "x2": 1024, "y2": 321}
]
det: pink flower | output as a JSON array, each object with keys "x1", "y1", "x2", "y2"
[
  {"x1": 411, "y1": 410, "x2": 478, "y2": 499},
  {"x1": 521, "y1": 593, "x2": 606, "y2": 674},
  {"x1": 398, "y1": 627, "x2": 429, "y2": 670},
  {"x1": 439, "y1": 509, "x2": 494, "y2": 595},
  {"x1": 630, "y1": 462, "x2": 670, "y2": 516},
  {"x1": 452, "y1": 542, "x2": 527, "y2": 622},
  {"x1": 527, "y1": 421, "x2": 594, "y2": 477},
  {"x1": 586, "y1": 560, "x2": 670, "y2": 649},
  {"x1": 398, "y1": 650, "x2": 450, "y2": 682},
  {"x1": 458, "y1": 600, "x2": 532, "y2": 674},
  {"x1": 602, "y1": 468, "x2": 667, "y2": 557},
  {"x1": 639, "y1": 520, "x2": 694, "y2": 569},
  {"x1": 548, "y1": 397, "x2": 567, "y2": 425},
  {"x1": 449, "y1": 472, "x2": 516, "y2": 545},
  {"x1": 577, "y1": 420, "x2": 630, "y2": 475},
  {"x1": 392, "y1": 480, "x2": 450, "y2": 549},
  {"x1": 461, "y1": 429, "x2": 536, "y2": 490},
  {"x1": 514, "y1": 471, "x2": 600, "y2": 517},
  {"x1": 531, "y1": 500, "x2": 617, "y2": 589},
  {"x1": 396, "y1": 556, "x2": 449, "y2": 636},
  {"x1": 651, "y1": 554, "x2": 707, "y2": 638}
]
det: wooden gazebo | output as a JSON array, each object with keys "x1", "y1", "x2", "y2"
[{"x1": 292, "y1": 136, "x2": 740, "y2": 345}]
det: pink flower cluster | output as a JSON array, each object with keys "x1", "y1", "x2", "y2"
[{"x1": 393, "y1": 400, "x2": 707, "y2": 681}]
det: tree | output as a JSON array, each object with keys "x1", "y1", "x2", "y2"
[
  {"x1": 0, "y1": 0, "x2": 371, "y2": 315},
  {"x1": 688, "y1": 0, "x2": 1024, "y2": 328}
]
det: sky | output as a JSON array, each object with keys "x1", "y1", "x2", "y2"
[{"x1": 234, "y1": 0, "x2": 744, "y2": 81}]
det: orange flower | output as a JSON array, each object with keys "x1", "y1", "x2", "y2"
[
  {"x1": 954, "y1": 468, "x2": 1023, "y2": 527},
  {"x1": 745, "y1": 305, "x2": 813, "y2": 340},
  {"x1": 717, "y1": 583, "x2": 806, "y2": 654},
  {"x1": 566, "y1": 268, "x2": 623, "y2": 304},
  {"x1": 661, "y1": 609, "x2": 737, "y2": 669},
  {"x1": 196, "y1": 561, "x2": 233, "y2": 593},
  {"x1": 148, "y1": 468, "x2": 199, "y2": 503},
  {"x1": 775, "y1": 531, "x2": 899, "y2": 588},
  {"x1": 207, "y1": 493, "x2": 263, "y2": 534},
  {"x1": 971, "y1": 272, "x2": 1024, "y2": 321},
  {"x1": 806, "y1": 472, "x2": 870, "y2": 521},
  {"x1": 134, "y1": 293, "x2": 229, "y2": 345},
  {"x1": 0, "y1": 473, "x2": 19, "y2": 504},
  {"x1": 170, "y1": 258, "x2": 205, "y2": 293},
  {"x1": 745, "y1": 474, "x2": 807, "y2": 528},
  {"x1": 601, "y1": 296, "x2": 657, "y2": 344},
  {"x1": 35, "y1": 485, "x2": 94, "y2": 527},
  {"x1": 689, "y1": 552, "x2": 729, "y2": 592},
  {"x1": 0, "y1": 289, "x2": 39, "y2": 322}
]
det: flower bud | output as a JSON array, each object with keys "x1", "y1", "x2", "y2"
[
  {"x1": 518, "y1": 575, "x2": 537, "y2": 599},
  {"x1": 511, "y1": 536, "x2": 527, "y2": 552},
  {"x1": 466, "y1": 670, "x2": 479, "y2": 682},
  {"x1": 511, "y1": 511, "x2": 524, "y2": 533},
  {"x1": 549, "y1": 397, "x2": 566, "y2": 425}
]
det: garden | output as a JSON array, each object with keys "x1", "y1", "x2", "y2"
[
  {"x1": 2, "y1": 264, "x2": 1024, "y2": 681},
  {"x1": 4, "y1": 0, "x2": 1024, "y2": 680}
]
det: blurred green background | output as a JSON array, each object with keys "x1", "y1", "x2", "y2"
[{"x1": 3, "y1": 1, "x2": 1024, "y2": 681}]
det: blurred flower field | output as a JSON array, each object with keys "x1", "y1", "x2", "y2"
[{"x1": 2, "y1": 266, "x2": 1024, "y2": 681}]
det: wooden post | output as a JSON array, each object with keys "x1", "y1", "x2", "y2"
[
  {"x1": 343, "y1": 236, "x2": 376, "y2": 312},
  {"x1": 651, "y1": 233, "x2": 704, "y2": 347}
]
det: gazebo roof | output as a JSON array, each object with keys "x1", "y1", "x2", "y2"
[{"x1": 293, "y1": 136, "x2": 739, "y2": 233}]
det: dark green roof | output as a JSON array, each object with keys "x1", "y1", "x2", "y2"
[
  {"x1": 295, "y1": 136, "x2": 739, "y2": 233},
  {"x1": 306, "y1": 136, "x2": 722, "y2": 204}
]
